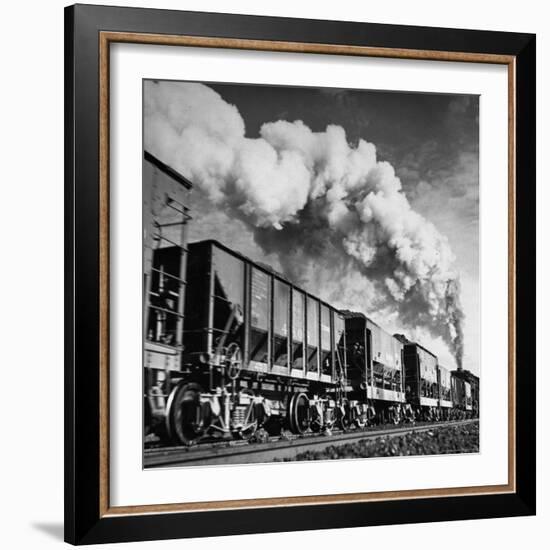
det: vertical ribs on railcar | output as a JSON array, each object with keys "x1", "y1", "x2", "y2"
[
  {"x1": 403, "y1": 343, "x2": 440, "y2": 420},
  {"x1": 343, "y1": 312, "x2": 406, "y2": 424},
  {"x1": 451, "y1": 369, "x2": 478, "y2": 419},
  {"x1": 438, "y1": 365, "x2": 453, "y2": 420},
  {"x1": 161, "y1": 239, "x2": 351, "y2": 442}
]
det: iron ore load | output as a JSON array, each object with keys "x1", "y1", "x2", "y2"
[{"x1": 143, "y1": 151, "x2": 479, "y2": 445}]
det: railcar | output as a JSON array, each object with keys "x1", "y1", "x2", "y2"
[
  {"x1": 344, "y1": 312, "x2": 406, "y2": 424},
  {"x1": 450, "y1": 373, "x2": 473, "y2": 418},
  {"x1": 403, "y1": 343, "x2": 440, "y2": 420},
  {"x1": 143, "y1": 152, "x2": 192, "y2": 437},
  {"x1": 165, "y1": 239, "x2": 350, "y2": 443},
  {"x1": 452, "y1": 369, "x2": 479, "y2": 418}
]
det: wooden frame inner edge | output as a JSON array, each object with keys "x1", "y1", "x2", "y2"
[{"x1": 98, "y1": 31, "x2": 517, "y2": 517}]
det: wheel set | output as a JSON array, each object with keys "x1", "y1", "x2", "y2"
[{"x1": 165, "y1": 384, "x2": 357, "y2": 445}]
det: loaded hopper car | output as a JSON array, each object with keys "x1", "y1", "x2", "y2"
[
  {"x1": 344, "y1": 312, "x2": 406, "y2": 423},
  {"x1": 403, "y1": 343, "x2": 440, "y2": 420},
  {"x1": 177, "y1": 239, "x2": 352, "y2": 442}
]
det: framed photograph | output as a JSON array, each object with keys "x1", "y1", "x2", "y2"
[{"x1": 65, "y1": 3, "x2": 536, "y2": 545}]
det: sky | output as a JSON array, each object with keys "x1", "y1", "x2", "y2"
[{"x1": 144, "y1": 80, "x2": 479, "y2": 375}]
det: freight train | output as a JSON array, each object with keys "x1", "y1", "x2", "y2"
[{"x1": 143, "y1": 151, "x2": 479, "y2": 445}]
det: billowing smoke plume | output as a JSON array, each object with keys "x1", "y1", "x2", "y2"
[
  {"x1": 445, "y1": 280, "x2": 464, "y2": 370},
  {"x1": 144, "y1": 81, "x2": 465, "y2": 368}
]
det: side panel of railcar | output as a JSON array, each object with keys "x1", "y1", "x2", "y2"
[
  {"x1": 404, "y1": 343, "x2": 439, "y2": 408},
  {"x1": 290, "y1": 288, "x2": 306, "y2": 377},
  {"x1": 438, "y1": 366, "x2": 453, "y2": 408},
  {"x1": 185, "y1": 240, "x2": 342, "y2": 386},
  {"x1": 272, "y1": 278, "x2": 291, "y2": 375},
  {"x1": 464, "y1": 381, "x2": 473, "y2": 411},
  {"x1": 248, "y1": 265, "x2": 271, "y2": 372},
  {"x1": 418, "y1": 347, "x2": 439, "y2": 407},
  {"x1": 184, "y1": 242, "x2": 247, "y2": 364},
  {"x1": 451, "y1": 373, "x2": 465, "y2": 409},
  {"x1": 366, "y1": 319, "x2": 405, "y2": 403},
  {"x1": 333, "y1": 313, "x2": 347, "y2": 385},
  {"x1": 344, "y1": 316, "x2": 368, "y2": 397}
]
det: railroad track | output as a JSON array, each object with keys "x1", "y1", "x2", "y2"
[{"x1": 144, "y1": 419, "x2": 478, "y2": 468}]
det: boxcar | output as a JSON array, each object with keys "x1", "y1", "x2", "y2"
[{"x1": 403, "y1": 343, "x2": 439, "y2": 418}]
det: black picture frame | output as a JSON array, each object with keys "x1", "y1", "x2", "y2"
[{"x1": 65, "y1": 3, "x2": 536, "y2": 545}]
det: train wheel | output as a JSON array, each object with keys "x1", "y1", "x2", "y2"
[
  {"x1": 288, "y1": 393, "x2": 310, "y2": 434},
  {"x1": 337, "y1": 399, "x2": 351, "y2": 431},
  {"x1": 366, "y1": 406, "x2": 376, "y2": 426},
  {"x1": 392, "y1": 406, "x2": 401, "y2": 425},
  {"x1": 353, "y1": 406, "x2": 368, "y2": 429},
  {"x1": 166, "y1": 382, "x2": 210, "y2": 445}
]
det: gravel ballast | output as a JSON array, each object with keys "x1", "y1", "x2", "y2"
[{"x1": 285, "y1": 421, "x2": 479, "y2": 462}]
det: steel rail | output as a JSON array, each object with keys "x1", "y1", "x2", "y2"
[{"x1": 144, "y1": 419, "x2": 478, "y2": 468}]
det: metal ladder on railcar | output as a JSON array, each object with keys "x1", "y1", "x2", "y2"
[{"x1": 144, "y1": 196, "x2": 192, "y2": 418}]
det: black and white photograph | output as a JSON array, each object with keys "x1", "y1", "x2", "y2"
[
  {"x1": 0, "y1": 0, "x2": 541, "y2": 546},
  {"x1": 142, "y1": 80, "x2": 480, "y2": 467}
]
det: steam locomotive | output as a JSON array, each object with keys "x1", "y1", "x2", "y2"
[{"x1": 143, "y1": 151, "x2": 479, "y2": 445}]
